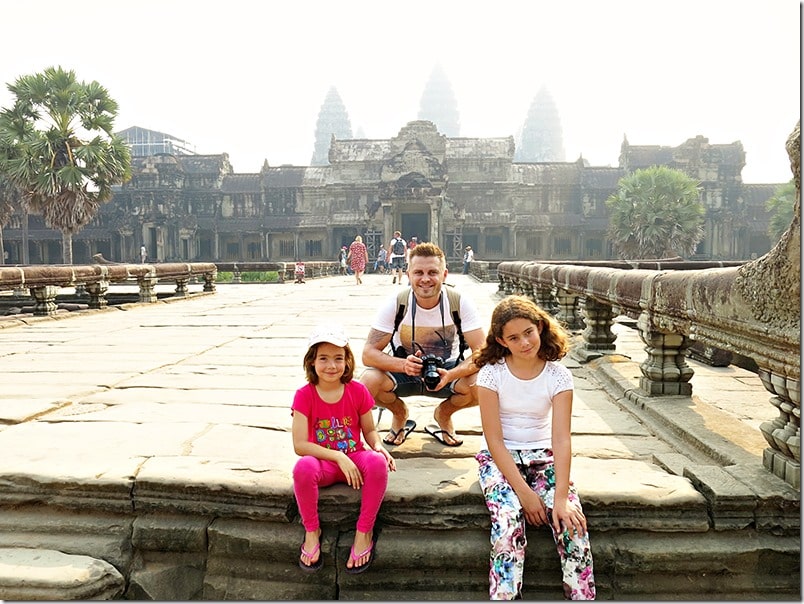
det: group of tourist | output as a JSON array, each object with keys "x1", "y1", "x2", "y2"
[{"x1": 291, "y1": 239, "x2": 596, "y2": 599}]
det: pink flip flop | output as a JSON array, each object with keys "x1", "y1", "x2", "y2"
[
  {"x1": 344, "y1": 536, "x2": 376, "y2": 574},
  {"x1": 299, "y1": 541, "x2": 323, "y2": 572}
]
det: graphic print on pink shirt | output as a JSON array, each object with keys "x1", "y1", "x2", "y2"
[{"x1": 315, "y1": 414, "x2": 359, "y2": 453}]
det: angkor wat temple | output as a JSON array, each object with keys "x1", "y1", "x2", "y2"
[{"x1": 2, "y1": 121, "x2": 781, "y2": 266}]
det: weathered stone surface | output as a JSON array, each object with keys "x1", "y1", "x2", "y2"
[
  {"x1": 0, "y1": 547, "x2": 125, "y2": 600},
  {"x1": 0, "y1": 277, "x2": 796, "y2": 599}
]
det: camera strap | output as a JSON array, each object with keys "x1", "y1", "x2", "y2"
[
  {"x1": 391, "y1": 287, "x2": 467, "y2": 361},
  {"x1": 409, "y1": 291, "x2": 445, "y2": 356}
]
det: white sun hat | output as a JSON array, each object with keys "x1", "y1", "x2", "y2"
[{"x1": 308, "y1": 324, "x2": 349, "y2": 348}]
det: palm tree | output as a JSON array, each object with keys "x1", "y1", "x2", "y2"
[
  {"x1": 605, "y1": 166, "x2": 704, "y2": 259},
  {"x1": 0, "y1": 66, "x2": 131, "y2": 264},
  {"x1": 0, "y1": 173, "x2": 23, "y2": 264},
  {"x1": 766, "y1": 180, "x2": 795, "y2": 241}
]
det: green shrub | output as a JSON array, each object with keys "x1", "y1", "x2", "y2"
[{"x1": 212, "y1": 271, "x2": 280, "y2": 283}]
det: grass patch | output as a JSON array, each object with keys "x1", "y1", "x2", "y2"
[{"x1": 216, "y1": 271, "x2": 280, "y2": 283}]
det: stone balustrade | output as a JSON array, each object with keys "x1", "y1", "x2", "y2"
[
  {"x1": 496, "y1": 258, "x2": 800, "y2": 488},
  {"x1": 497, "y1": 122, "x2": 801, "y2": 488},
  {"x1": 0, "y1": 259, "x2": 217, "y2": 315}
]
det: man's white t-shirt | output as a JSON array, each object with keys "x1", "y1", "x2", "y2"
[
  {"x1": 371, "y1": 289, "x2": 482, "y2": 363},
  {"x1": 476, "y1": 359, "x2": 573, "y2": 450}
]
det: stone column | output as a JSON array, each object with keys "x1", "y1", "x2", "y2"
[
  {"x1": 554, "y1": 289, "x2": 584, "y2": 331},
  {"x1": 138, "y1": 275, "x2": 158, "y2": 303},
  {"x1": 533, "y1": 284, "x2": 556, "y2": 316},
  {"x1": 86, "y1": 281, "x2": 109, "y2": 309},
  {"x1": 636, "y1": 311, "x2": 694, "y2": 395},
  {"x1": 578, "y1": 297, "x2": 617, "y2": 361},
  {"x1": 758, "y1": 369, "x2": 800, "y2": 488},
  {"x1": 203, "y1": 272, "x2": 216, "y2": 293},
  {"x1": 174, "y1": 278, "x2": 189, "y2": 297},
  {"x1": 30, "y1": 285, "x2": 59, "y2": 316}
]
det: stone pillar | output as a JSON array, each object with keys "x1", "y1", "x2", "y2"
[
  {"x1": 533, "y1": 284, "x2": 557, "y2": 316},
  {"x1": 138, "y1": 275, "x2": 159, "y2": 303},
  {"x1": 758, "y1": 369, "x2": 801, "y2": 488},
  {"x1": 554, "y1": 289, "x2": 584, "y2": 331},
  {"x1": 86, "y1": 280, "x2": 109, "y2": 309},
  {"x1": 203, "y1": 272, "x2": 217, "y2": 293},
  {"x1": 577, "y1": 297, "x2": 617, "y2": 361},
  {"x1": 174, "y1": 278, "x2": 189, "y2": 297},
  {"x1": 636, "y1": 311, "x2": 694, "y2": 395},
  {"x1": 30, "y1": 285, "x2": 59, "y2": 316}
]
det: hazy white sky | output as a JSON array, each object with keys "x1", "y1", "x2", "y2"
[{"x1": 1, "y1": 0, "x2": 800, "y2": 182}]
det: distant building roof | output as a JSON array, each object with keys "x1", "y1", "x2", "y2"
[{"x1": 117, "y1": 125, "x2": 196, "y2": 156}]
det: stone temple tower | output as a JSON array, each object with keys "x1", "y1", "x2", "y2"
[
  {"x1": 417, "y1": 64, "x2": 460, "y2": 137},
  {"x1": 515, "y1": 85, "x2": 565, "y2": 162},
  {"x1": 311, "y1": 87, "x2": 353, "y2": 166}
]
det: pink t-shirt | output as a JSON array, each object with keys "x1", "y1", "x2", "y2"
[{"x1": 291, "y1": 380, "x2": 374, "y2": 454}]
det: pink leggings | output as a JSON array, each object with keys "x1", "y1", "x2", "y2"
[{"x1": 293, "y1": 449, "x2": 389, "y2": 534}]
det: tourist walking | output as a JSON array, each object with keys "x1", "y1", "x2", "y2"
[
  {"x1": 347, "y1": 235, "x2": 368, "y2": 284},
  {"x1": 387, "y1": 231, "x2": 407, "y2": 285},
  {"x1": 473, "y1": 295, "x2": 595, "y2": 600},
  {"x1": 140, "y1": 244, "x2": 147, "y2": 264},
  {"x1": 374, "y1": 246, "x2": 388, "y2": 274},
  {"x1": 359, "y1": 242, "x2": 486, "y2": 447},
  {"x1": 292, "y1": 324, "x2": 396, "y2": 574},
  {"x1": 463, "y1": 245, "x2": 474, "y2": 275},
  {"x1": 338, "y1": 246, "x2": 348, "y2": 275}
]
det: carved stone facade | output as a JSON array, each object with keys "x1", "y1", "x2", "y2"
[{"x1": 1, "y1": 121, "x2": 781, "y2": 265}]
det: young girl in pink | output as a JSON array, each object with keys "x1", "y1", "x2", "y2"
[
  {"x1": 292, "y1": 324, "x2": 396, "y2": 574},
  {"x1": 474, "y1": 296, "x2": 595, "y2": 600}
]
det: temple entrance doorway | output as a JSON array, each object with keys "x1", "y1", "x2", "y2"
[{"x1": 401, "y1": 212, "x2": 429, "y2": 244}]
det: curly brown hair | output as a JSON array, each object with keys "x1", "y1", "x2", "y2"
[
  {"x1": 473, "y1": 295, "x2": 570, "y2": 368},
  {"x1": 303, "y1": 343, "x2": 356, "y2": 384}
]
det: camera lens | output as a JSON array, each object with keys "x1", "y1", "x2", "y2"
[{"x1": 421, "y1": 354, "x2": 443, "y2": 389}]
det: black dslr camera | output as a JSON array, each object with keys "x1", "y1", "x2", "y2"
[{"x1": 420, "y1": 354, "x2": 444, "y2": 389}]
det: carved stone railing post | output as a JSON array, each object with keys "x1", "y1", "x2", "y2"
[
  {"x1": 519, "y1": 279, "x2": 534, "y2": 301},
  {"x1": 578, "y1": 297, "x2": 617, "y2": 361},
  {"x1": 174, "y1": 278, "x2": 189, "y2": 297},
  {"x1": 554, "y1": 289, "x2": 584, "y2": 330},
  {"x1": 29, "y1": 285, "x2": 59, "y2": 316},
  {"x1": 758, "y1": 369, "x2": 801, "y2": 487},
  {"x1": 534, "y1": 284, "x2": 556, "y2": 315},
  {"x1": 138, "y1": 275, "x2": 159, "y2": 303},
  {"x1": 637, "y1": 311, "x2": 694, "y2": 395},
  {"x1": 203, "y1": 272, "x2": 216, "y2": 293},
  {"x1": 86, "y1": 280, "x2": 109, "y2": 309},
  {"x1": 502, "y1": 275, "x2": 514, "y2": 295}
]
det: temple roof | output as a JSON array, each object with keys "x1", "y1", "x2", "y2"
[
  {"x1": 220, "y1": 174, "x2": 261, "y2": 193},
  {"x1": 261, "y1": 167, "x2": 306, "y2": 187},
  {"x1": 329, "y1": 139, "x2": 391, "y2": 162},
  {"x1": 446, "y1": 137, "x2": 515, "y2": 159}
]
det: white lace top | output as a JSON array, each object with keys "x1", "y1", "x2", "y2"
[{"x1": 476, "y1": 359, "x2": 573, "y2": 450}]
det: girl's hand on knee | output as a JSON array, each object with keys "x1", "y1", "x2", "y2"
[
  {"x1": 520, "y1": 491, "x2": 548, "y2": 526},
  {"x1": 337, "y1": 455, "x2": 364, "y2": 489}
]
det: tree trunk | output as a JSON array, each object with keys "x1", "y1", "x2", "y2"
[
  {"x1": 0, "y1": 226, "x2": 5, "y2": 265},
  {"x1": 22, "y1": 210, "x2": 29, "y2": 264},
  {"x1": 62, "y1": 231, "x2": 73, "y2": 264}
]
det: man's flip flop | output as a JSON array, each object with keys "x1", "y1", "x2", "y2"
[
  {"x1": 383, "y1": 419, "x2": 417, "y2": 446},
  {"x1": 424, "y1": 424, "x2": 464, "y2": 447}
]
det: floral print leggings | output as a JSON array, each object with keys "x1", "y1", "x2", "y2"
[{"x1": 476, "y1": 449, "x2": 596, "y2": 600}]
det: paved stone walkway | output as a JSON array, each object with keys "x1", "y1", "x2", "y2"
[{"x1": 0, "y1": 271, "x2": 775, "y2": 497}]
